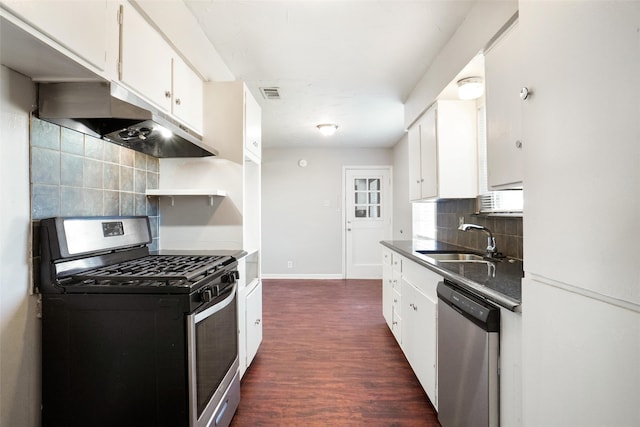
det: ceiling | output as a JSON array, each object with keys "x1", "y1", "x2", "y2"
[{"x1": 184, "y1": 0, "x2": 478, "y2": 149}]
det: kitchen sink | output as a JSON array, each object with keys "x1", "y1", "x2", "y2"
[
  {"x1": 416, "y1": 251, "x2": 517, "y2": 264},
  {"x1": 416, "y1": 251, "x2": 488, "y2": 263},
  {"x1": 423, "y1": 253, "x2": 486, "y2": 262}
]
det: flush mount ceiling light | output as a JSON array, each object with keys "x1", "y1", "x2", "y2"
[
  {"x1": 457, "y1": 77, "x2": 484, "y2": 100},
  {"x1": 316, "y1": 123, "x2": 338, "y2": 136}
]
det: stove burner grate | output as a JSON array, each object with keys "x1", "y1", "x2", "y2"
[{"x1": 69, "y1": 255, "x2": 233, "y2": 286}]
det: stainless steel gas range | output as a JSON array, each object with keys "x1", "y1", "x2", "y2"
[{"x1": 39, "y1": 216, "x2": 242, "y2": 427}]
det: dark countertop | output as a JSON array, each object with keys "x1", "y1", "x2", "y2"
[{"x1": 381, "y1": 240, "x2": 523, "y2": 312}]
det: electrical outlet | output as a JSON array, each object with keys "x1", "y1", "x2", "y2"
[
  {"x1": 459, "y1": 216, "x2": 465, "y2": 226},
  {"x1": 287, "y1": 261, "x2": 293, "y2": 269}
]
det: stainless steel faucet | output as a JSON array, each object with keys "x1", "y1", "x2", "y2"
[{"x1": 458, "y1": 223, "x2": 499, "y2": 258}]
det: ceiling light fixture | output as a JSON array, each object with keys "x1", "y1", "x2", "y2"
[
  {"x1": 316, "y1": 123, "x2": 338, "y2": 136},
  {"x1": 457, "y1": 77, "x2": 484, "y2": 100}
]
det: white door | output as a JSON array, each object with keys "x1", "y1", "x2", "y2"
[{"x1": 344, "y1": 167, "x2": 392, "y2": 279}]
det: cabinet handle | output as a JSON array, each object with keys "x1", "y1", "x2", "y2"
[
  {"x1": 520, "y1": 87, "x2": 531, "y2": 100},
  {"x1": 515, "y1": 140, "x2": 523, "y2": 149},
  {"x1": 165, "y1": 90, "x2": 171, "y2": 99},
  {"x1": 175, "y1": 98, "x2": 181, "y2": 106}
]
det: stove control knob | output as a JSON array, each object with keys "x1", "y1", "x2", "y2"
[
  {"x1": 201, "y1": 287, "x2": 214, "y2": 302},
  {"x1": 222, "y1": 271, "x2": 239, "y2": 284}
]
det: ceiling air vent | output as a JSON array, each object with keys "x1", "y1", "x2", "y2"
[{"x1": 260, "y1": 87, "x2": 281, "y2": 100}]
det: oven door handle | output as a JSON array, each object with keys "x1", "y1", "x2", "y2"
[{"x1": 194, "y1": 283, "x2": 237, "y2": 324}]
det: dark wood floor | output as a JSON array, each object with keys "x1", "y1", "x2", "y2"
[{"x1": 230, "y1": 279, "x2": 440, "y2": 426}]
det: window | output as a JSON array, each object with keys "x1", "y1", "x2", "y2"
[{"x1": 354, "y1": 178, "x2": 381, "y2": 218}]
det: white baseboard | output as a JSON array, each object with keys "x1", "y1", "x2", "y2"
[{"x1": 261, "y1": 273, "x2": 344, "y2": 280}]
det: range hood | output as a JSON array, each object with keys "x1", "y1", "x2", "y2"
[{"x1": 37, "y1": 81, "x2": 217, "y2": 158}]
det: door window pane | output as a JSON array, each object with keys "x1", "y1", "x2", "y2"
[
  {"x1": 353, "y1": 177, "x2": 382, "y2": 219},
  {"x1": 355, "y1": 179, "x2": 367, "y2": 190}
]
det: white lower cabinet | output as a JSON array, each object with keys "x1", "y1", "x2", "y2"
[
  {"x1": 237, "y1": 257, "x2": 263, "y2": 378},
  {"x1": 381, "y1": 246, "x2": 525, "y2": 424},
  {"x1": 382, "y1": 249, "x2": 393, "y2": 327},
  {"x1": 382, "y1": 246, "x2": 438, "y2": 407},
  {"x1": 245, "y1": 279, "x2": 263, "y2": 368},
  {"x1": 400, "y1": 258, "x2": 439, "y2": 409}
]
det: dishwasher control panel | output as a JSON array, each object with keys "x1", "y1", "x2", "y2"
[{"x1": 437, "y1": 280, "x2": 500, "y2": 332}]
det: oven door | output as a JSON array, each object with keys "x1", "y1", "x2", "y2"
[{"x1": 187, "y1": 283, "x2": 240, "y2": 427}]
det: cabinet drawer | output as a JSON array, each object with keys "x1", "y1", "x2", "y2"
[
  {"x1": 383, "y1": 249, "x2": 392, "y2": 266},
  {"x1": 392, "y1": 253, "x2": 403, "y2": 273},
  {"x1": 403, "y1": 258, "x2": 440, "y2": 301}
]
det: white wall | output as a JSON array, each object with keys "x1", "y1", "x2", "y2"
[
  {"x1": 0, "y1": 66, "x2": 39, "y2": 427},
  {"x1": 262, "y1": 147, "x2": 392, "y2": 277}
]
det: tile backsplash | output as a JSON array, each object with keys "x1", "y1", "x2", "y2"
[
  {"x1": 30, "y1": 117, "x2": 160, "y2": 271},
  {"x1": 435, "y1": 198, "x2": 523, "y2": 260}
]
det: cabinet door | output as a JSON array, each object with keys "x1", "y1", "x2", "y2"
[
  {"x1": 246, "y1": 280, "x2": 263, "y2": 367},
  {"x1": 119, "y1": 3, "x2": 172, "y2": 111},
  {"x1": 436, "y1": 101, "x2": 478, "y2": 198},
  {"x1": 244, "y1": 90, "x2": 262, "y2": 159},
  {"x1": 407, "y1": 124, "x2": 423, "y2": 201},
  {"x1": 520, "y1": 1, "x2": 640, "y2": 303},
  {"x1": 172, "y1": 55, "x2": 203, "y2": 132},
  {"x1": 401, "y1": 259, "x2": 439, "y2": 406},
  {"x1": 401, "y1": 279, "x2": 437, "y2": 406},
  {"x1": 418, "y1": 106, "x2": 438, "y2": 199},
  {"x1": 485, "y1": 22, "x2": 522, "y2": 189},
  {"x1": 3, "y1": 0, "x2": 108, "y2": 71}
]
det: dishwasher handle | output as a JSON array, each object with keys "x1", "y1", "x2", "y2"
[{"x1": 437, "y1": 281, "x2": 500, "y2": 332}]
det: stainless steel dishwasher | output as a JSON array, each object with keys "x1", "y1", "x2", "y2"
[{"x1": 437, "y1": 280, "x2": 500, "y2": 427}]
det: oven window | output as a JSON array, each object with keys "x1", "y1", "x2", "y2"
[{"x1": 195, "y1": 292, "x2": 238, "y2": 417}]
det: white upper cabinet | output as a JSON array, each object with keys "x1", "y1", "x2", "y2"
[
  {"x1": 2, "y1": 0, "x2": 110, "y2": 73},
  {"x1": 485, "y1": 21, "x2": 523, "y2": 189},
  {"x1": 408, "y1": 106, "x2": 437, "y2": 200},
  {"x1": 119, "y1": 3, "x2": 203, "y2": 132},
  {"x1": 520, "y1": 1, "x2": 640, "y2": 304},
  {"x1": 119, "y1": 3, "x2": 172, "y2": 111},
  {"x1": 244, "y1": 91, "x2": 262, "y2": 160},
  {"x1": 172, "y1": 55, "x2": 203, "y2": 132},
  {"x1": 408, "y1": 100, "x2": 478, "y2": 201},
  {"x1": 204, "y1": 81, "x2": 262, "y2": 163}
]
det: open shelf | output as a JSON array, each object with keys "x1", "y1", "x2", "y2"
[{"x1": 146, "y1": 189, "x2": 227, "y2": 206}]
